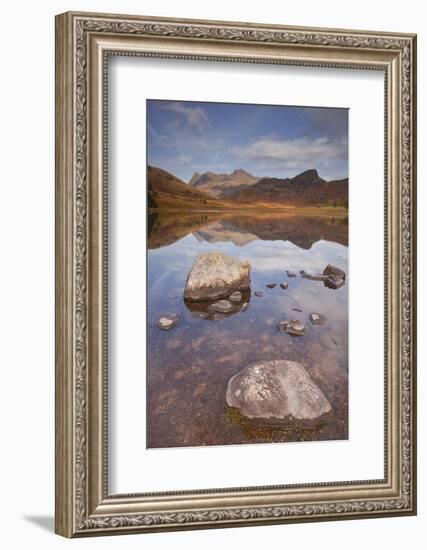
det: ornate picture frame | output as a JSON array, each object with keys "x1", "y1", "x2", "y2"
[{"x1": 55, "y1": 11, "x2": 417, "y2": 537}]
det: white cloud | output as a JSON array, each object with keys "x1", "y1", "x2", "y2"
[
  {"x1": 235, "y1": 136, "x2": 347, "y2": 168},
  {"x1": 162, "y1": 102, "x2": 208, "y2": 128},
  {"x1": 148, "y1": 124, "x2": 177, "y2": 150}
]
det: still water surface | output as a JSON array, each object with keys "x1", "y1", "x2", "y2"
[{"x1": 147, "y1": 213, "x2": 348, "y2": 448}]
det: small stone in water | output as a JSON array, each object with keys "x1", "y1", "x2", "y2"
[
  {"x1": 286, "y1": 271, "x2": 297, "y2": 278},
  {"x1": 310, "y1": 312, "x2": 327, "y2": 325},
  {"x1": 277, "y1": 319, "x2": 305, "y2": 336},
  {"x1": 156, "y1": 313, "x2": 180, "y2": 331},
  {"x1": 266, "y1": 283, "x2": 276, "y2": 289},
  {"x1": 280, "y1": 282, "x2": 288, "y2": 289},
  {"x1": 323, "y1": 264, "x2": 346, "y2": 289},
  {"x1": 229, "y1": 291, "x2": 243, "y2": 303},
  {"x1": 292, "y1": 307, "x2": 303, "y2": 313},
  {"x1": 254, "y1": 291, "x2": 264, "y2": 297},
  {"x1": 241, "y1": 302, "x2": 249, "y2": 311}
]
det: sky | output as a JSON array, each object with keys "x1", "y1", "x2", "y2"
[{"x1": 147, "y1": 99, "x2": 348, "y2": 183}]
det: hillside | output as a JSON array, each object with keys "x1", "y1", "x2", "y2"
[
  {"x1": 188, "y1": 168, "x2": 259, "y2": 198},
  {"x1": 148, "y1": 166, "x2": 222, "y2": 210},
  {"x1": 232, "y1": 169, "x2": 348, "y2": 207}
]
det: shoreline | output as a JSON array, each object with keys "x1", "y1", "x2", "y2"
[{"x1": 149, "y1": 205, "x2": 349, "y2": 218}]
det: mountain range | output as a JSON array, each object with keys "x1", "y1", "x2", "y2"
[
  {"x1": 189, "y1": 168, "x2": 259, "y2": 198},
  {"x1": 148, "y1": 165, "x2": 348, "y2": 209},
  {"x1": 188, "y1": 168, "x2": 348, "y2": 207}
]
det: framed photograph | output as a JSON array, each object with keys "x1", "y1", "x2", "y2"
[{"x1": 55, "y1": 11, "x2": 417, "y2": 537}]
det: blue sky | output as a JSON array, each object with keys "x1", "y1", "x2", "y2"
[{"x1": 147, "y1": 100, "x2": 348, "y2": 183}]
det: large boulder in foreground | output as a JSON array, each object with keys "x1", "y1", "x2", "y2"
[
  {"x1": 184, "y1": 251, "x2": 251, "y2": 302},
  {"x1": 226, "y1": 360, "x2": 331, "y2": 420}
]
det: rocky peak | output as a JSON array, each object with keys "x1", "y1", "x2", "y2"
[
  {"x1": 231, "y1": 168, "x2": 250, "y2": 177},
  {"x1": 188, "y1": 172, "x2": 201, "y2": 185},
  {"x1": 292, "y1": 169, "x2": 320, "y2": 183}
]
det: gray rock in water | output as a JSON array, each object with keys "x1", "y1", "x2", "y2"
[
  {"x1": 226, "y1": 360, "x2": 331, "y2": 420},
  {"x1": 207, "y1": 300, "x2": 234, "y2": 313},
  {"x1": 278, "y1": 319, "x2": 305, "y2": 336},
  {"x1": 241, "y1": 302, "x2": 249, "y2": 311},
  {"x1": 324, "y1": 264, "x2": 346, "y2": 280},
  {"x1": 280, "y1": 282, "x2": 288, "y2": 289},
  {"x1": 266, "y1": 283, "x2": 277, "y2": 289},
  {"x1": 184, "y1": 251, "x2": 251, "y2": 301},
  {"x1": 324, "y1": 275, "x2": 345, "y2": 289},
  {"x1": 300, "y1": 265, "x2": 346, "y2": 289},
  {"x1": 310, "y1": 312, "x2": 327, "y2": 325},
  {"x1": 156, "y1": 313, "x2": 180, "y2": 331},
  {"x1": 286, "y1": 270, "x2": 297, "y2": 278},
  {"x1": 229, "y1": 291, "x2": 243, "y2": 303},
  {"x1": 323, "y1": 264, "x2": 346, "y2": 289},
  {"x1": 254, "y1": 291, "x2": 264, "y2": 297},
  {"x1": 292, "y1": 307, "x2": 303, "y2": 313}
]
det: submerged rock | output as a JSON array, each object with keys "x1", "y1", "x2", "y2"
[
  {"x1": 184, "y1": 251, "x2": 251, "y2": 301},
  {"x1": 226, "y1": 360, "x2": 331, "y2": 420},
  {"x1": 310, "y1": 312, "x2": 327, "y2": 325},
  {"x1": 184, "y1": 289, "x2": 250, "y2": 321},
  {"x1": 191, "y1": 311, "x2": 209, "y2": 320},
  {"x1": 229, "y1": 291, "x2": 243, "y2": 303},
  {"x1": 266, "y1": 283, "x2": 277, "y2": 289},
  {"x1": 280, "y1": 282, "x2": 288, "y2": 289},
  {"x1": 254, "y1": 291, "x2": 264, "y2": 297},
  {"x1": 207, "y1": 300, "x2": 234, "y2": 313},
  {"x1": 213, "y1": 313, "x2": 226, "y2": 321},
  {"x1": 300, "y1": 270, "x2": 328, "y2": 282},
  {"x1": 156, "y1": 313, "x2": 180, "y2": 331},
  {"x1": 241, "y1": 302, "x2": 249, "y2": 311},
  {"x1": 292, "y1": 307, "x2": 303, "y2": 313},
  {"x1": 278, "y1": 319, "x2": 305, "y2": 336},
  {"x1": 286, "y1": 270, "x2": 297, "y2": 278}
]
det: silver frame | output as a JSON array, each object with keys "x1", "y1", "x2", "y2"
[{"x1": 55, "y1": 11, "x2": 417, "y2": 537}]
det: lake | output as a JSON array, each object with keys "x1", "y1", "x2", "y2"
[{"x1": 147, "y1": 211, "x2": 348, "y2": 448}]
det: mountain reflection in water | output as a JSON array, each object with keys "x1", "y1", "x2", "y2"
[
  {"x1": 147, "y1": 211, "x2": 348, "y2": 449},
  {"x1": 148, "y1": 211, "x2": 348, "y2": 250}
]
